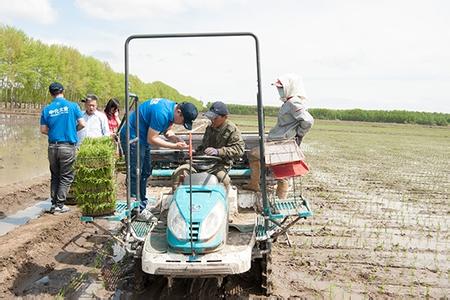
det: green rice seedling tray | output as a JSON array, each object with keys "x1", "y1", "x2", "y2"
[{"x1": 74, "y1": 137, "x2": 117, "y2": 216}]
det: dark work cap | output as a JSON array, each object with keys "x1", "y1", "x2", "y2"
[
  {"x1": 49, "y1": 82, "x2": 64, "y2": 94},
  {"x1": 179, "y1": 102, "x2": 198, "y2": 130},
  {"x1": 204, "y1": 101, "x2": 229, "y2": 120}
]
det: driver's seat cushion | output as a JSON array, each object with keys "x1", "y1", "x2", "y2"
[{"x1": 183, "y1": 172, "x2": 219, "y2": 186}]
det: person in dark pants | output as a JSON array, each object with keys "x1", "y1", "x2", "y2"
[{"x1": 40, "y1": 82, "x2": 86, "y2": 213}]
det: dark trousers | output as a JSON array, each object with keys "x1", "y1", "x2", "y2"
[
  {"x1": 120, "y1": 139, "x2": 152, "y2": 211},
  {"x1": 48, "y1": 144, "x2": 76, "y2": 207}
]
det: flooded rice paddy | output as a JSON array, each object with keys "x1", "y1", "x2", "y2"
[
  {"x1": 0, "y1": 117, "x2": 448, "y2": 298},
  {"x1": 0, "y1": 113, "x2": 49, "y2": 185},
  {"x1": 275, "y1": 120, "x2": 450, "y2": 298}
]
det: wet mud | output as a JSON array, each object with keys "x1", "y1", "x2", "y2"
[{"x1": 0, "y1": 119, "x2": 448, "y2": 298}]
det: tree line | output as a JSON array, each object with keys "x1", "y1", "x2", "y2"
[
  {"x1": 219, "y1": 104, "x2": 449, "y2": 126},
  {"x1": 2, "y1": 25, "x2": 447, "y2": 126},
  {"x1": 0, "y1": 25, "x2": 203, "y2": 110}
]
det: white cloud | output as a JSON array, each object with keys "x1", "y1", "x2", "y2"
[
  {"x1": 3, "y1": 0, "x2": 448, "y2": 112},
  {"x1": 0, "y1": 0, "x2": 56, "y2": 24},
  {"x1": 75, "y1": 0, "x2": 245, "y2": 20},
  {"x1": 127, "y1": 36, "x2": 257, "y2": 103},
  {"x1": 95, "y1": 0, "x2": 448, "y2": 112}
]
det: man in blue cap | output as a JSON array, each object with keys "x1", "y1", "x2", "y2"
[
  {"x1": 120, "y1": 98, "x2": 198, "y2": 220},
  {"x1": 40, "y1": 82, "x2": 86, "y2": 213},
  {"x1": 195, "y1": 101, "x2": 245, "y2": 187}
]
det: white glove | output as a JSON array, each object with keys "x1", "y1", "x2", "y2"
[{"x1": 204, "y1": 147, "x2": 219, "y2": 156}]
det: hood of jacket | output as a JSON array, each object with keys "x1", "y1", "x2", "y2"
[{"x1": 277, "y1": 73, "x2": 307, "y2": 103}]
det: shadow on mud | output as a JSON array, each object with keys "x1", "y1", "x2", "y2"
[
  {"x1": 12, "y1": 230, "x2": 268, "y2": 299},
  {"x1": 11, "y1": 261, "x2": 80, "y2": 297},
  {"x1": 10, "y1": 231, "x2": 110, "y2": 298},
  {"x1": 105, "y1": 251, "x2": 267, "y2": 299},
  {"x1": 52, "y1": 231, "x2": 109, "y2": 267}
]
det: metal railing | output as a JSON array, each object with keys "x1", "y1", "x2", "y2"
[{"x1": 124, "y1": 32, "x2": 269, "y2": 240}]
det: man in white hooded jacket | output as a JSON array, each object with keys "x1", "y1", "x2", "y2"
[{"x1": 244, "y1": 73, "x2": 314, "y2": 198}]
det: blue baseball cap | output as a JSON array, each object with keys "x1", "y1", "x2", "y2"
[
  {"x1": 179, "y1": 102, "x2": 198, "y2": 130},
  {"x1": 49, "y1": 82, "x2": 64, "y2": 94},
  {"x1": 204, "y1": 101, "x2": 229, "y2": 120}
]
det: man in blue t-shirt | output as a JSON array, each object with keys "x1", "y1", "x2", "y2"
[
  {"x1": 120, "y1": 98, "x2": 198, "y2": 219},
  {"x1": 40, "y1": 82, "x2": 85, "y2": 213}
]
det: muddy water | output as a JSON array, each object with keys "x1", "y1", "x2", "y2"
[
  {"x1": 0, "y1": 200, "x2": 51, "y2": 236},
  {"x1": 0, "y1": 113, "x2": 49, "y2": 185}
]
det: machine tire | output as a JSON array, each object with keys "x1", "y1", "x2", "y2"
[
  {"x1": 133, "y1": 256, "x2": 161, "y2": 294},
  {"x1": 133, "y1": 257, "x2": 146, "y2": 293},
  {"x1": 261, "y1": 252, "x2": 273, "y2": 295},
  {"x1": 226, "y1": 248, "x2": 273, "y2": 296}
]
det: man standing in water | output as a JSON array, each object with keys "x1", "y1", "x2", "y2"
[{"x1": 40, "y1": 82, "x2": 85, "y2": 213}]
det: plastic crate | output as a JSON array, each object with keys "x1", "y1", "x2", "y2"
[
  {"x1": 265, "y1": 139, "x2": 304, "y2": 166},
  {"x1": 270, "y1": 160, "x2": 309, "y2": 179}
]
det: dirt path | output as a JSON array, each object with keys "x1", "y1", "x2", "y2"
[
  {"x1": 0, "y1": 174, "x2": 119, "y2": 299},
  {"x1": 0, "y1": 207, "x2": 105, "y2": 298}
]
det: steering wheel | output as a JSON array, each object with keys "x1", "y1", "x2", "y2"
[{"x1": 188, "y1": 155, "x2": 222, "y2": 171}]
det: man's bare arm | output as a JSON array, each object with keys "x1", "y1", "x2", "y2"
[
  {"x1": 164, "y1": 128, "x2": 184, "y2": 143},
  {"x1": 148, "y1": 128, "x2": 187, "y2": 149},
  {"x1": 40, "y1": 125, "x2": 49, "y2": 135},
  {"x1": 77, "y1": 118, "x2": 86, "y2": 131}
]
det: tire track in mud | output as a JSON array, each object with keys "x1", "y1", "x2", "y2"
[
  {"x1": 0, "y1": 208, "x2": 103, "y2": 298},
  {"x1": 278, "y1": 133, "x2": 450, "y2": 298}
]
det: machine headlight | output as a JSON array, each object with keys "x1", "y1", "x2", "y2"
[
  {"x1": 168, "y1": 201, "x2": 187, "y2": 240},
  {"x1": 200, "y1": 201, "x2": 225, "y2": 241}
]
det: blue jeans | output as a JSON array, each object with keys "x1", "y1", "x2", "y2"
[{"x1": 121, "y1": 139, "x2": 152, "y2": 211}]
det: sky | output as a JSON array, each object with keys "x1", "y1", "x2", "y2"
[{"x1": 0, "y1": 0, "x2": 449, "y2": 113}]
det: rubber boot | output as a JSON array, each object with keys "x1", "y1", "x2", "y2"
[
  {"x1": 276, "y1": 179, "x2": 289, "y2": 199},
  {"x1": 243, "y1": 160, "x2": 260, "y2": 192}
]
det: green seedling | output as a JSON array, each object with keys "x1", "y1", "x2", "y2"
[{"x1": 74, "y1": 137, "x2": 117, "y2": 216}]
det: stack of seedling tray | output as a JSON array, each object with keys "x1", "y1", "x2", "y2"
[{"x1": 74, "y1": 137, "x2": 117, "y2": 217}]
